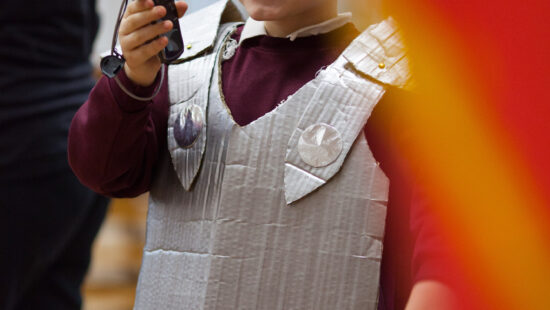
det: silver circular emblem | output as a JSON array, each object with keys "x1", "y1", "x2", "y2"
[
  {"x1": 174, "y1": 103, "x2": 205, "y2": 149},
  {"x1": 298, "y1": 123, "x2": 343, "y2": 168}
]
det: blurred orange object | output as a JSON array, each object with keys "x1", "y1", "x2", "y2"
[{"x1": 380, "y1": 0, "x2": 550, "y2": 309}]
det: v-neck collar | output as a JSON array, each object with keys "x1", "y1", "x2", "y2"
[{"x1": 215, "y1": 25, "x2": 344, "y2": 129}]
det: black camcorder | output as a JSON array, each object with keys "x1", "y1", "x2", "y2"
[
  {"x1": 101, "y1": 0, "x2": 184, "y2": 78},
  {"x1": 154, "y1": 0, "x2": 184, "y2": 63}
]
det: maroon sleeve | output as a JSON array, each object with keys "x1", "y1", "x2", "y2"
[
  {"x1": 367, "y1": 89, "x2": 458, "y2": 309},
  {"x1": 68, "y1": 67, "x2": 170, "y2": 197},
  {"x1": 409, "y1": 178, "x2": 460, "y2": 286}
]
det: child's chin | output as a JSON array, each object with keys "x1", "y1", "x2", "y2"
[
  {"x1": 248, "y1": 11, "x2": 280, "y2": 22},
  {"x1": 241, "y1": 1, "x2": 288, "y2": 21}
]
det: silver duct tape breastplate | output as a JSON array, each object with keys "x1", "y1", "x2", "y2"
[{"x1": 134, "y1": 2, "x2": 411, "y2": 308}]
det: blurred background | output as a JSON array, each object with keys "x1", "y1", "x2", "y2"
[
  {"x1": 83, "y1": 1, "x2": 383, "y2": 309},
  {"x1": 82, "y1": 196, "x2": 147, "y2": 310}
]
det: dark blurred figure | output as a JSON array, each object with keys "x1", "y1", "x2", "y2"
[{"x1": 0, "y1": 1, "x2": 108, "y2": 309}]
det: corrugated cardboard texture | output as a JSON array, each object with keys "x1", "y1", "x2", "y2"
[{"x1": 133, "y1": 9, "x2": 413, "y2": 310}]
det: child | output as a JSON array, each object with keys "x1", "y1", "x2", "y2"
[{"x1": 69, "y1": 0, "x2": 456, "y2": 308}]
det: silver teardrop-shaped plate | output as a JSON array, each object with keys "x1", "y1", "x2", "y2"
[{"x1": 174, "y1": 103, "x2": 205, "y2": 149}]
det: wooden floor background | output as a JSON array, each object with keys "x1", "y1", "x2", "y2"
[{"x1": 82, "y1": 195, "x2": 148, "y2": 310}]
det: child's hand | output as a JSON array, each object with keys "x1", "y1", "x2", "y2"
[{"x1": 119, "y1": 0, "x2": 187, "y2": 87}]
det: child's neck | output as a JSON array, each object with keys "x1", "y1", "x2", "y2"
[{"x1": 264, "y1": 3, "x2": 338, "y2": 38}]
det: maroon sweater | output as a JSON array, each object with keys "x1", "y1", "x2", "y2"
[{"x1": 69, "y1": 24, "x2": 451, "y2": 310}]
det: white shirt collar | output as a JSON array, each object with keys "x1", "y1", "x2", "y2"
[{"x1": 239, "y1": 12, "x2": 353, "y2": 44}]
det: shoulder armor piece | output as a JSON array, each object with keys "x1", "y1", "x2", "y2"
[
  {"x1": 284, "y1": 17, "x2": 411, "y2": 204},
  {"x1": 168, "y1": 22, "x2": 240, "y2": 191},
  {"x1": 283, "y1": 65, "x2": 386, "y2": 204},
  {"x1": 342, "y1": 17, "x2": 413, "y2": 90},
  {"x1": 173, "y1": 0, "x2": 243, "y2": 63}
]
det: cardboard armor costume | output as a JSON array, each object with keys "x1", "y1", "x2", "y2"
[{"x1": 133, "y1": 1, "x2": 412, "y2": 309}]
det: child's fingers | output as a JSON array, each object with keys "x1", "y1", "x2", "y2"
[
  {"x1": 121, "y1": 20, "x2": 173, "y2": 51},
  {"x1": 125, "y1": 37, "x2": 168, "y2": 66},
  {"x1": 175, "y1": 1, "x2": 188, "y2": 18},
  {"x1": 120, "y1": 5, "x2": 166, "y2": 36},
  {"x1": 124, "y1": 0, "x2": 155, "y2": 17}
]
